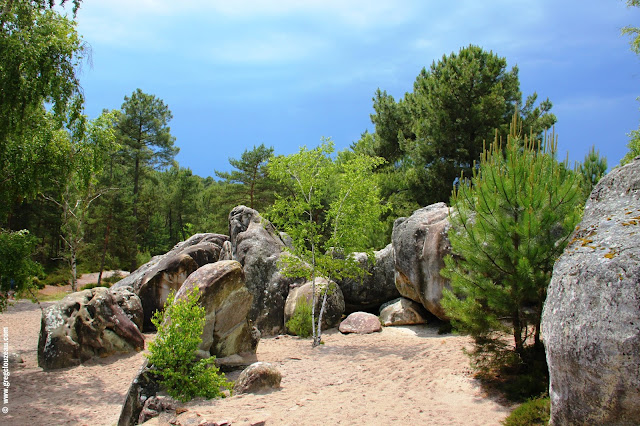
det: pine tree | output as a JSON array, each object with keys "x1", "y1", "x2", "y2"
[
  {"x1": 579, "y1": 145, "x2": 607, "y2": 197},
  {"x1": 441, "y1": 114, "x2": 582, "y2": 393}
]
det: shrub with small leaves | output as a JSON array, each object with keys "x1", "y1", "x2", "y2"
[
  {"x1": 146, "y1": 288, "x2": 232, "y2": 402},
  {"x1": 286, "y1": 297, "x2": 313, "y2": 338},
  {"x1": 502, "y1": 396, "x2": 550, "y2": 426}
]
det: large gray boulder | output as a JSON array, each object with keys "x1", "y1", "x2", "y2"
[
  {"x1": 174, "y1": 260, "x2": 258, "y2": 364},
  {"x1": 337, "y1": 244, "x2": 400, "y2": 313},
  {"x1": 38, "y1": 287, "x2": 145, "y2": 370},
  {"x1": 113, "y1": 233, "x2": 228, "y2": 330},
  {"x1": 542, "y1": 157, "x2": 640, "y2": 425},
  {"x1": 229, "y1": 206, "x2": 303, "y2": 335},
  {"x1": 284, "y1": 278, "x2": 345, "y2": 333},
  {"x1": 391, "y1": 203, "x2": 452, "y2": 319}
]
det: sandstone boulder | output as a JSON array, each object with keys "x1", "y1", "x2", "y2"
[
  {"x1": 229, "y1": 206, "x2": 303, "y2": 335},
  {"x1": 284, "y1": 278, "x2": 345, "y2": 333},
  {"x1": 542, "y1": 157, "x2": 640, "y2": 425},
  {"x1": 233, "y1": 362, "x2": 282, "y2": 394},
  {"x1": 118, "y1": 360, "x2": 161, "y2": 426},
  {"x1": 337, "y1": 244, "x2": 400, "y2": 313},
  {"x1": 174, "y1": 260, "x2": 258, "y2": 363},
  {"x1": 113, "y1": 233, "x2": 228, "y2": 330},
  {"x1": 392, "y1": 203, "x2": 452, "y2": 319},
  {"x1": 379, "y1": 297, "x2": 429, "y2": 326},
  {"x1": 38, "y1": 287, "x2": 144, "y2": 370},
  {"x1": 111, "y1": 285, "x2": 144, "y2": 330},
  {"x1": 339, "y1": 311, "x2": 382, "y2": 334}
]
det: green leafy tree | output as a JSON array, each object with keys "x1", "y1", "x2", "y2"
[
  {"x1": 268, "y1": 140, "x2": 386, "y2": 346},
  {"x1": 147, "y1": 289, "x2": 232, "y2": 402},
  {"x1": 441, "y1": 114, "x2": 582, "y2": 397},
  {"x1": 0, "y1": 1, "x2": 87, "y2": 224},
  {"x1": 44, "y1": 112, "x2": 119, "y2": 290},
  {"x1": 215, "y1": 144, "x2": 277, "y2": 211},
  {"x1": 0, "y1": 229, "x2": 43, "y2": 311},
  {"x1": 116, "y1": 89, "x2": 179, "y2": 270},
  {"x1": 579, "y1": 145, "x2": 608, "y2": 197}
]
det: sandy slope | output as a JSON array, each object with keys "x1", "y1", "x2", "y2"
[{"x1": 0, "y1": 299, "x2": 512, "y2": 426}]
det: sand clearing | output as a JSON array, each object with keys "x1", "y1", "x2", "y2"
[{"x1": 0, "y1": 299, "x2": 511, "y2": 426}]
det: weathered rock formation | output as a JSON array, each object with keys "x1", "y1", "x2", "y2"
[
  {"x1": 113, "y1": 233, "x2": 228, "y2": 330},
  {"x1": 337, "y1": 244, "x2": 400, "y2": 313},
  {"x1": 38, "y1": 287, "x2": 144, "y2": 370},
  {"x1": 174, "y1": 260, "x2": 258, "y2": 364},
  {"x1": 111, "y1": 285, "x2": 144, "y2": 330},
  {"x1": 379, "y1": 297, "x2": 429, "y2": 326},
  {"x1": 284, "y1": 278, "x2": 345, "y2": 333},
  {"x1": 339, "y1": 311, "x2": 382, "y2": 334},
  {"x1": 229, "y1": 206, "x2": 303, "y2": 335},
  {"x1": 542, "y1": 157, "x2": 640, "y2": 425},
  {"x1": 118, "y1": 360, "x2": 160, "y2": 426},
  {"x1": 233, "y1": 362, "x2": 282, "y2": 395},
  {"x1": 392, "y1": 203, "x2": 452, "y2": 319}
]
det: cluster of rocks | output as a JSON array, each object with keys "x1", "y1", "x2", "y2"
[{"x1": 38, "y1": 201, "x2": 456, "y2": 371}]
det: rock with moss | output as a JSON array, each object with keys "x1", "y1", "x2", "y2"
[
  {"x1": 113, "y1": 233, "x2": 228, "y2": 330},
  {"x1": 542, "y1": 157, "x2": 640, "y2": 425},
  {"x1": 38, "y1": 287, "x2": 144, "y2": 370},
  {"x1": 229, "y1": 206, "x2": 304, "y2": 336},
  {"x1": 391, "y1": 203, "x2": 452, "y2": 320},
  {"x1": 174, "y1": 260, "x2": 258, "y2": 366}
]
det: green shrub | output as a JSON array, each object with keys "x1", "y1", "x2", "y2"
[
  {"x1": 42, "y1": 267, "x2": 72, "y2": 287},
  {"x1": 286, "y1": 297, "x2": 313, "y2": 338},
  {"x1": 502, "y1": 396, "x2": 550, "y2": 426},
  {"x1": 146, "y1": 288, "x2": 232, "y2": 402}
]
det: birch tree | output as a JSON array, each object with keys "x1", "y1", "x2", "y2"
[{"x1": 268, "y1": 139, "x2": 386, "y2": 346}]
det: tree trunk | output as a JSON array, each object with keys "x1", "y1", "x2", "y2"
[
  {"x1": 314, "y1": 286, "x2": 330, "y2": 347},
  {"x1": 97, "y1": 212, "x2": 111, "y2": 287},
  {"x1": 130, "y1": 154, "x2": 140, "y2": 272}
]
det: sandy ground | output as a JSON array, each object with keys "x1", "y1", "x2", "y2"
[{"x1": 0, "y1": 297, "x2": 513, "y2": 426}]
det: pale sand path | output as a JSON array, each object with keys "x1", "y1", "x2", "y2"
[{"x1": 0, "y1": 299, "x2": 511, "y2": 426}]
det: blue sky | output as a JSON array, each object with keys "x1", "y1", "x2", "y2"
[{"x1": 71, "y1": 1, "x2": 640, "y2": 178}]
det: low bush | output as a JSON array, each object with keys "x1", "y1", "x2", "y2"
[
  {"x1": 146, "y1": 288, "x2": 232, "y2": 402},
  {"x1": 286, "y1": 297, "x2": 313, "y2": 338},
  {"x1": 42, "y1": 267, "x2": 72, "y2": 287},
  {"x1": 502, "y1": 396, "x2": 550, "y2": 425}
]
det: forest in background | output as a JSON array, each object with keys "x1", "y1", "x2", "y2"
[{"x1": 0, "y1": 0, "x2": 624, "y2": 295}]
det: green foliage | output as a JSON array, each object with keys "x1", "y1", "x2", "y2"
[
  {"x1": 621, "y1": 126, "x2": 640, "y2": 166},
  {"x1": 146, "y1": 289, "x2": 231, "y2": 402},
  {"x1": 0, "y1": 2, "x2": 87, "y2": 222},
  {"x1": 268, "y1": 139, "x2": 387, "y2": 345},
  {"x1": 579, "y1": 145, "x2": 607, "y2": 196},
  {"x1": 365, "y1": 45, "x2": 555, "y2": 226},
  {"x1": 286, "y1": 297, "x2": 314, "y2": 338},
  {"x1": 116, "y1": 89, "x2": 179, "y2": 270},
  {"x1": 441, "y1": 113, "x2": 582, "y2": 391},
  {"x1": 42, "y1": 266, "x2": 72, "y2": 287},
  {"x1": 0, "y1": 229, "x2": 43, "y2": 311},
  {"x1": 502, "y1": 397, "x2": 550, "y2": 426},
  {"x1": 215, "y1": 144, "x2": 278, "y2": 211}
]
